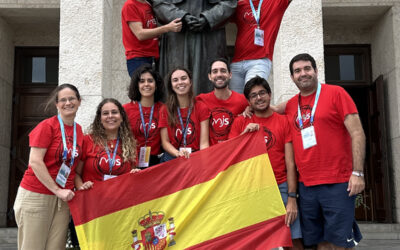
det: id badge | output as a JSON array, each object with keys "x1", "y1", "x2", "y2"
[
  {"x1": 179, "y1": 147, "x2": 192, "y2": 155},
  {"x1": 56, "y1": 162, "x2": 71, "y2": 188},
  {"x1": 138, "y1": 146, "x2": 151, "y2": 168},
  {"x1": 104, "y1": 174, "x2": 117, "y2": 181},
  {"x1": 301, "y1": 126, "x2": 317, "y2": 149},
  {"x1": 254, "y1": 28, "x2": 264, "y2": 46}
]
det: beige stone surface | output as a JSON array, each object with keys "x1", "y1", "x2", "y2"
[{"x1": 273, "y1": 0, "x2": 325, "y2": 104}]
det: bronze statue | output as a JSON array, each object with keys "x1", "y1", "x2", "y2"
[{"x1": 153, "y1": 0, "x2": 237, "y2": 94}]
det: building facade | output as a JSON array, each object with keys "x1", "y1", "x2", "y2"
[{"x1": 0, "y1": 0, "x2": 399, "y2": 228}]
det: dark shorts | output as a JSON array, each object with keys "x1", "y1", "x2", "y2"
[{"x1": 298, "y1": 182, "x2": 362, "y2": 248}]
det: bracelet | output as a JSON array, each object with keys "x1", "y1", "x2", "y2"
[
  {"x1": 288, "y1": 192, "x2": 298, "y2": 198},
  {"x1": 352, "y1": 171, "x2": 364, "y2": 177}
]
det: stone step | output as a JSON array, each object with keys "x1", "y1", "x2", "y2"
[
  {"x1": 359, "y1": 223, "x2": 400, "y2": 240},
  {"x1": 0, "y1": 228, "x2": 17, "y2": 244}
]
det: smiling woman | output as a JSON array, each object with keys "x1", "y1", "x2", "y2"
[
  {"x1": 13, "y1": 84, "x2": 84, "y2": 250},
  {"x1": 74, "y1": 98, "x2": 138, "y2": 191},
  {"x1": 159, "y1": 67, "x2": 210, "y2": 162}
]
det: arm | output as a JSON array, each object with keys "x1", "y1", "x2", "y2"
[
  {"x1": 160, "y1": 127, "x2": 182, "y2": 158},
  {"x1": 284, "y1": 142, "x2": 298, "y2": 226},
  {"x1": 152, "y1": 0, "x2": 188, "y2": 24},
  {"x1": 270, "y1": 100, "x2": 288, "y2": 115},
  {"x1": 199, "y1": 119, "x2": 209, "y2": 150},
  {"x1": 344, "y1": 113, "x2": 366, "y2": 196},
  {"x1": 74, "y1": 160, "x2": 93, "y2": 190},
  {"x1": 200, "y1": 0, "x2": 237, "y2": 29},
  {"x1": 129, "y1": 18, "x2": 182, "y2": 41},
  {"x1": 29, "y1": 147, "x2": 75, "y2": 201}
]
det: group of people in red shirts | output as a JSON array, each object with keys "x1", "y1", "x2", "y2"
[{"x1": 12, "y1": 0, "x2": 367, "y2": 249}]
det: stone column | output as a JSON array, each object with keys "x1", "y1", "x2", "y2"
[
  {"x1": 0, "y1": 17, "x2": 15, "y2": 227},
  {"x1": 59, "y1": 0, "x2": 114, "y2": 131},
  {"x1": 272, "y1": 0, "x2": 325, "y2": 104}
]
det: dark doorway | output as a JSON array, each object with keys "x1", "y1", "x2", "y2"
[
  {"x1": 324, "y1": 45, "x2": 392, "y2": 222},
  {"x1": 7, "y1": 47, "x2": 59, "y2": 226}
]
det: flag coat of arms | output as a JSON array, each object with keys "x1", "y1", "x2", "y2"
[{"x1": 69, "y1": 130, "x2": 292, "y2": 249}]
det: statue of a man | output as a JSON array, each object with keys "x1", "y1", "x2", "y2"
[{"x1": 153, "y1": 0, "x2": 237, "y2": 94}]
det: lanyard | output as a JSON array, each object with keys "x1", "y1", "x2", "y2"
[
  {"x1": 105, "y1": 137, "x2": 120, "y2": 174},
  {"x1": 177, "y1": 107, "x2": 192, "y2": 147},
  {"x1": 57, "y1": 115, "x2": 77, "y2": 168},
  {"x1": 297, "y1": 83, "x2": 321, "y2": 129},
  {"x1": 249, "y1": 0, "x2": 264, "y2": 26},
  {"x1": 138, "y1": 103, "x2": 155, "y2": 144}
]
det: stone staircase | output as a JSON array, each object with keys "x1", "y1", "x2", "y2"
[
  {"x1": 0, "y1": 228, "x2": 17, "y2": 250},
  {"x1": 358, "y1": 223, "x2": 400, "y2": 240},
  {"x1": 0, "y1": 224, "x2": 399, "y2": 249}
]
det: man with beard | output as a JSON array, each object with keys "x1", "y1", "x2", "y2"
[
  {"x1": 196, "y1": 58, "x2": 248, "y2": 145},
  {"x1": 229, "y1": 76, "x2": 303, "y2": 250},
  {"x1": 285, "y1": 53, "x2": 365, "y2": 249}
]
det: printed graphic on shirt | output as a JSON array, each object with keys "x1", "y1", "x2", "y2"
[
  {"x1": 92, "y1": 150, "x2": 125, "y2": 176},
  {"x1": 145, "y1": 10, "x2": 156, "y2": 28},
  {"x1": 55, "y1": 135, "x2": 81, "y2": 165},
  {"x1": 174, "y1": 117, "x2": 196, "y2": 147},
  {"x1": 261, "y1": 126, "x2": 276, "y2": 150},
  {"x1": 134, "y1": 115, "x2": 159, "y2": 141},
  {"x1": 210, "y1": 107, "x2": 234, "y2": 140},
  {"x1": 292, "y1": 105, "x2": 313, "y2": 131}
]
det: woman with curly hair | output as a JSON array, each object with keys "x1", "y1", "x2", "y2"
[
  {"x1": 75, "y1": 98, "x2": 139, "y2": 190},
  {"x1": 123, "y1": 64, "x2": 165, "y2": 168},
  {"x1": 159, "y1": 67, "x2": 210, "y2": 162}
]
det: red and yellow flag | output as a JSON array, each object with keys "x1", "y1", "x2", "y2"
[{"x1": 69, "y1": 130, "x2": 292, "y2": 250}]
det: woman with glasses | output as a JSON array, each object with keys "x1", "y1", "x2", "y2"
[
  {"x1": 159, "y1": 67, "x2": 210, "y2": 162},
  {"x1": 74, "y1": 98, "x2": 138, "y2": 191},
  {"x1": 14, "y1": 84, "x2": 84, "y2": 250}
]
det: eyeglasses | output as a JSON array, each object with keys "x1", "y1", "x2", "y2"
[
  {"x1": 249, "y1": 90, "x2": 268, "y2": 101},
  {"x1": 58, "y1": 97, "x2": 78, "y2": 103}
]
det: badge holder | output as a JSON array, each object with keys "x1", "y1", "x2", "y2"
[
  {"x1": 56, "y1": 162, "x2": 71, "y2": 188},
  {"x1": 301, "y1": 126, "x2": 317, "y2": 149},
  {"x1": 104, "y1": 174, "x2": 117, "y2": 181},
  {"x1": 254, "y1": 28, "x2": 264, "y2": 47},
  {"x1": 179, "y1": 147, "x2": 192, "y2": 155},
  {"x1": 138, "y1": 146, "x2": 151, "y2": 168}
]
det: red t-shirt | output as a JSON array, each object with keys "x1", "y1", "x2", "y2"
[
  {"x1": 232, "y1": 0, "x2": 289, "y2": 62},
  {"x1": 159, "y1": 101, "x2": 210, "y2": 151},
  {"x1": 285, "y1": 84, "x2": 358, "y2": 186},
  {"x1": 20, "y1": 116, "x2": 84, "y2": 194},
  {"x1": 123, "y1": 101, "x2": 163, "y2": 157},
  {"x1": 196, "y1": 91, "x2": 248, "y2": 145},
  {"x1": 121, "y1": 0, "x2": 159, "y2": 60},
  {"x1": 80, "y1": 135, "x2": 133, "y2": 183},
  {"x1": 229, "y1": 112, "x2": 291, "y2": 184}
]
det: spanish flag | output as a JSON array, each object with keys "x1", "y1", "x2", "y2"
[{"x1": 69, "y1": 130, "x2": 292, "y2": 249}]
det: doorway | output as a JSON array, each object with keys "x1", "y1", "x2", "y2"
[
  {"x1": 324, "y1": 44, "x2": 392, "y2": 222},
  {"x1": 7, "y1": 47, "x2": 59, "y2": 226}
]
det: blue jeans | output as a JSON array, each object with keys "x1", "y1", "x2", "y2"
[
  {"x1": 127, "y1": 57, "x2": 154, "y2": 77},
  {"x1": 230, "y1": 58, "x2": 272, "y2": 94}
]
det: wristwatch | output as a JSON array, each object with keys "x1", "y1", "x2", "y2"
[
  {"x1": 288, "y1": 192, "x2": 298, "y2": 198},
  {"x1": 352, "y1": 171, "x2": 364, "y2": 177}
]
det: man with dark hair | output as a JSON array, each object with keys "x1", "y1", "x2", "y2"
[
  {"x1": 285, "y1": 53, "x2": 365, "y2": 249},
  {"x1": 229, "y1": 76, "x2": 303, "y2": 250},
  {"x1": 196, "y1": 58, "x2": 248, "y2": 145}
]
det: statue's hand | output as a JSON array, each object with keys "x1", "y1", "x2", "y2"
[
  {"x1": 183, "y1": 14, "x2": 198, "y2": 26},
  {"x1": 190, "y1": 16, "x2": 209, "y2": 32}
]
